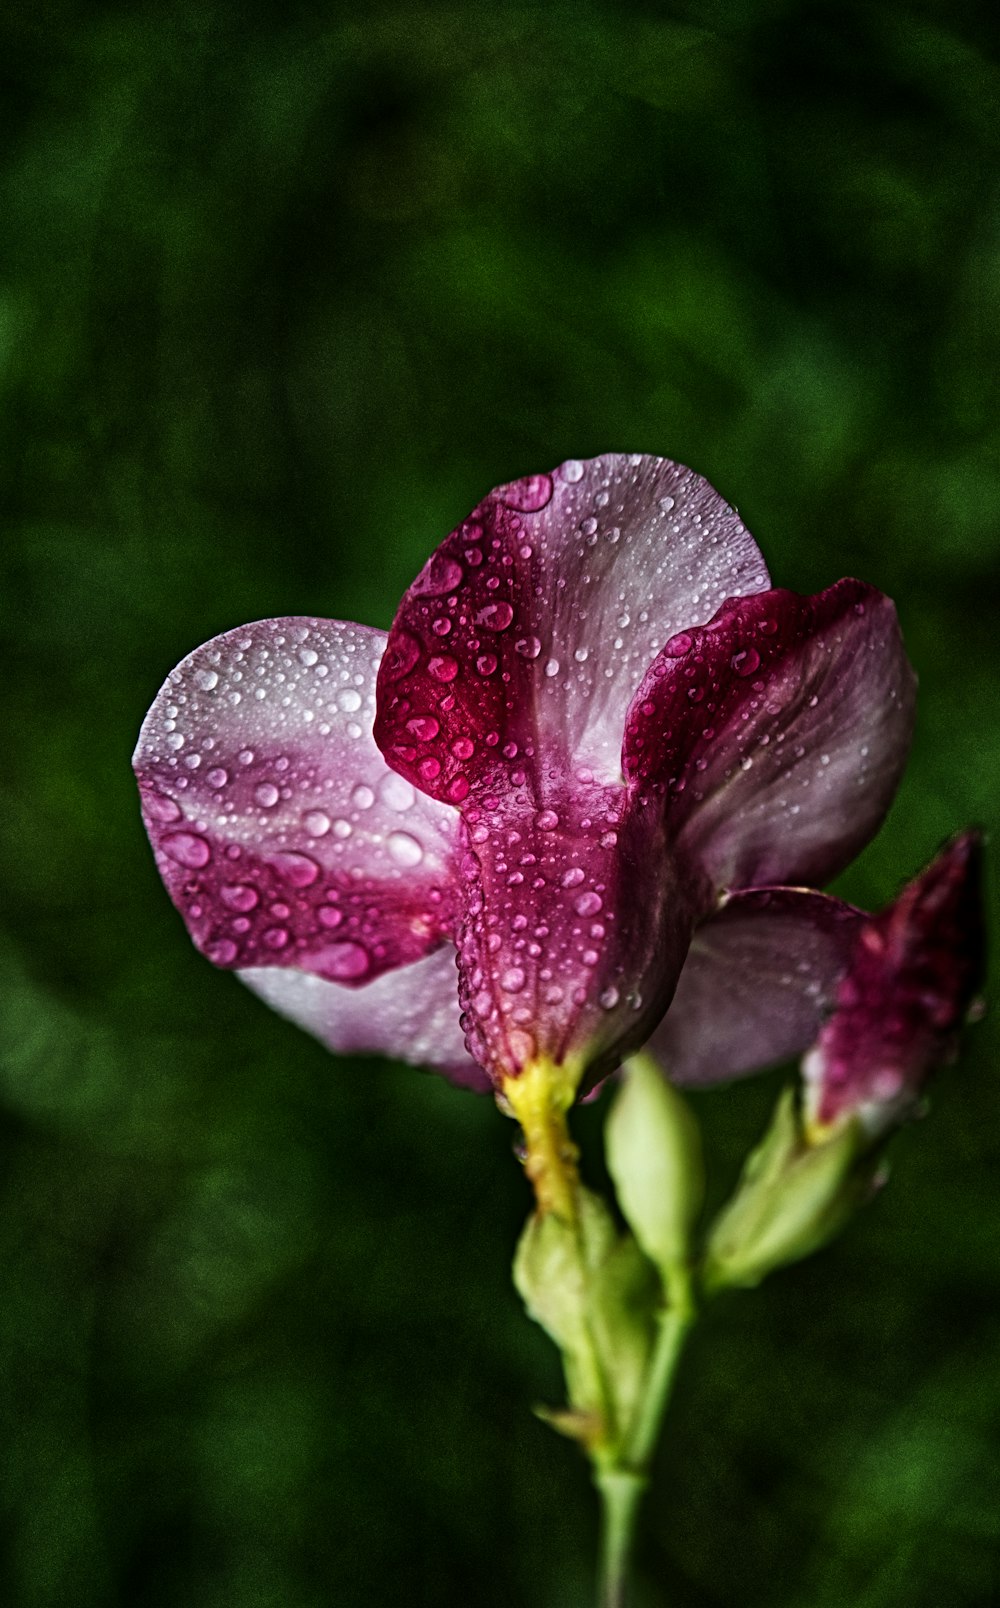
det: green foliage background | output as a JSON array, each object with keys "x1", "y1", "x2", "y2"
[{"x1": 1, "y1": 3, "x2": 998, "y2": 1604}]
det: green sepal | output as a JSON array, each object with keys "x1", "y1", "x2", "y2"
[
  {"x1": 513, "y1": 1187, "x2": 659, "y2": 1456},
  {"x1": 703, "y1": 1087, "x2": 878, "y2": 1291},
  {"x1": 605, "y1": 1054, "x2": 705, "y2": 1284}
]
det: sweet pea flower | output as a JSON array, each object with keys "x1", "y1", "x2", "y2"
[
  {"x1": 134, "y1": 454, "x2": 916, "y2": 1110},
  {"x1": 801, "y1": 831, "x2": 984, "y2": 1138}
]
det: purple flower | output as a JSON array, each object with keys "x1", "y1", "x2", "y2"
[
  {"x1": 801, "y1": 833, "x2": 984, "y2": 1137},
  {"x1": 134, "y1": 454, "x2": 916, "y2": 1097}
]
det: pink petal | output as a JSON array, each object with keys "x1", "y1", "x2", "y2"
[
  {"x1": 648, "y1": 887, "x2": 863, "y2": 1086},
  {"x1": 623, "y1": 581, "x2": 916, "y2": 890},
  {"x1": 454, "y1": 785, "x2": 698, "y2": 1087},
  {"x1": 374, "y1": 454, "x2": 770, "y2": 803},
  {"x1": 240, "y1": 946, "x2": 491, "y2": 1091},
  {"x1": 804, "y1": 832, "x2": 984, "y2": 1132},
  {"x1": 134, "y1": 619, "x2": 463, "y2": 986}
]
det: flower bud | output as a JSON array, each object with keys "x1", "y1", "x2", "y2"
[
  {"x1": 803, "y1": 832, "x2": 984, "y2": 1139},
  {"x1": 705, "y1": 833, "x2": 984, "y2": 1292},
  {"x1": 605, "y1": 1053, "x2": 704, "y2": 1284}
]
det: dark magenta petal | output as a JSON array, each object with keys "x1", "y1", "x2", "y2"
[
  {"x1": 648, "y1": 887, "x2": 863, "y2": 1086},
  {"x1": 133, "y1": 619, "x2": 463, "y2": 988},
  {"x1": 374, "y1": 454, "x2": 770, "y2": 802},
  {"x1": 804, "y1": 833, "x2": 984, "y2": 1132},
  {"x1": 623, "y1": 581, "x2": 916, "y2": 890},
  {"x1": 454, "y1": 782, "x2": 699, "y2": 1087},
  {"x1": 241, "y1": 947, "x2": 491, "y2": 1092}
]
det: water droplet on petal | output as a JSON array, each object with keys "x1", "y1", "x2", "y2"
[
  {"x1": 560, "y1": 459, "x2": 584, "y2": 483},
  {"x1": 332, "y1": 818, "x2": 353, "y2": 838},
  {"x1": 418, "y1": 553, "x2": 464, "y2": 597},
  {"x1": 221, "y1": 882, "x2": 258, "y2": 912},
  {"x1": 502, "y1": 966, "x2": 526, "y2": 993},
  {"x1": 318, "y1": 905, "x2": 343, "y2": 930},
  {"x1": 663, "y1": 631, "x2": 693, "y2": 657},
  {"x1": 478, "y1": 601, "x2": 514, "y2": 632},
  {"x1": 337, "y1": 687, "x2": 362, "y2": 713},
  {"x1": 419, "y1": 756, "x2": 441, "y2": 783},
  {"x1": 561, "y1": 867, "x2": 585, "y2": 888},
  {"x1": 195, "y1": 668, "x2": 219, "y2": 691},
  {"x1": 476, "y1": 652, "x2": 498, "y2": 676},
  {"x1": 515, "y1": 635, "x2": 542, "y2": 659},
  {"x1": 731, "y1": 648, "x2": 761, "y2": 676},
  {"x1": 429, "y1": 654, "x2": 459, "y2": 683},
  {"x1": 352, "y1": 784, "x2": 376, "y2": 810},
  {"x1": 321, "y1": 941, "x2": 370, "y2": 980},
  {"x1": 599, "y1": 985, "x2": 620, "y2": 1009},
  {"x1": 536, "y1": 809, "x2": 559, "y2": 830},
  {"x1": 544, "y1": 659, "x2": 560, "y2": 678},
  {"x1": 451, "y1": 737, "x2": 475, "y2": 760},
  {"x1": 262, "y1": 926, "x2": 290, "y2": 949},
  {"x1": 406, "y1": 714, "x2": 440, "y2": 742},
  {"x1": 255, "y1": 782, "x2": 280, "y2": 808},
  {"x1": 271, "y1": 850, "x2": 320, "y2": 887},
  {"x1": 206, "y1": 767, "x2": 228, "y2": 789},
  {"x1": 387, "y1": 831, "x2": 424, "y2": 867},
  {"x1": 447, "y1": 775, "x2": 470, "y2": 802},
  {"x1": 206, "y1": 937, "x2": 238, "y2": 964},
  {"x1": 162, "y1": 831, "x2": 211, "y2": 869},
  {"x1": 432, "y1": 616, "x2": 452, "y2": 637},
  {"x1": 499, "y1": 473, "x2": 553, "y2": 512},
  {"x1": 658, "y1": 495, "x2": 676, "y2": 514},
  {"x1": 384, "y1": 631, "x2": 422, "y2": 681},
  {"x1": 575, "y1": 891, "x2": 603, "y2": 917},
  {"x1": 145, "y1": 790, "x2": 182, "y2": 824}
]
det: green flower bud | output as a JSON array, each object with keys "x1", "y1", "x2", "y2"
[
  {"x1": 605, "y1": 1053, "x2": 705, "y2": 1285},
  {"x1": 703, "y1": 1088, "x2": 877, "y2": 1291}
]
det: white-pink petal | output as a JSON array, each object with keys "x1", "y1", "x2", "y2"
[
  {"x1": 520, "y1": 455, "x2": 772, "y2": 779},
  {"x1": 241, "y1": 946, "x2": 489, "y2": 1090},
  {"x1": 134, "y1": 617, "x2": 463, "y2": 982}
]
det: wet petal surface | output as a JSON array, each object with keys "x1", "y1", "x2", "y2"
[
  {"x1": 375, "y1": 453, "x2": 770, "y2": 799},
  {"x1": 454, "y1": 783, "x2": 696, "y2": 1085},
  {"x1": 623, "y1": 581, "x2": 916, "y2": 890},
  {"x1": 650, "y1": 887, "x2": 863, "y2": 1086},
  {"x1": 241, "y1": 945, "x2": 489, "y2": 1091},
  {"x1": 134, "y1": 619, "x2": 462, "y2": 985}
]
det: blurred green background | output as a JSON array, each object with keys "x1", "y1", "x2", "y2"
[{"x1": 1, "y1": 2, "x2": 998, "y2": 1604}]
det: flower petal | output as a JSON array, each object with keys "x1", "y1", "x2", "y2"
[
  {"x1": 240, "y1": 946, "x2": 491, "y2": 1091},
  {"x1": 649, "y1": 887, "x2": 864, "y2": 1086},
  {"x1": 133, "y1": 618, "x2": 462, "y2": 985},
  {"x1": 374, "y1": 454, "x2": 770, "y2": 802},
  {"x1": 454, "y1": 785, "x2": 697, "y2": 1088},
  {"x1": 623, "y1": 581, "x2": 916, "y2": 890}
]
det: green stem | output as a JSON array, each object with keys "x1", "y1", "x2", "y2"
[
  {"x1": 596, "y1": 1467, "x2": 647, "y2": 1608},
  {"x1": 594, "y1": 1269, "x2": 697, "y2": 1607},
  {"x1": 624, "y1": 1270, "x2": 696, "y2": 1471}
]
